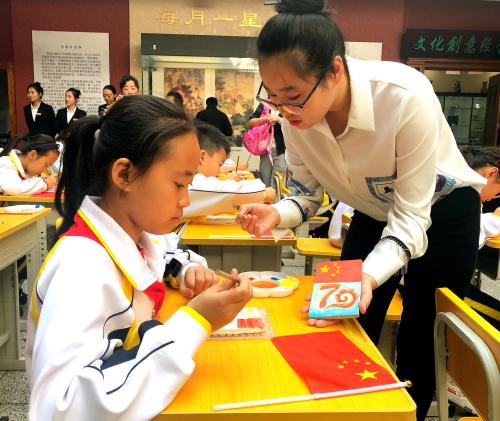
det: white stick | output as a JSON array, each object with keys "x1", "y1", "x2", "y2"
[{"x1": 213, "y1": 381, "x2": 410, "y2": 411}]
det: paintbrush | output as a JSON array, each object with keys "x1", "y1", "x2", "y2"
[{"x1": 216, "y1": 269, "x2": 240, "y2": 286}]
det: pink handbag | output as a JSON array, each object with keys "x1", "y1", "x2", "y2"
[{"x1": 242, "y1": 107, "x2": 274, "y2": 156}]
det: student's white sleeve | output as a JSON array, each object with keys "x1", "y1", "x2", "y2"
[
  {"x1": 184, "y1": 174, "x2": 267, "y2": 218},
  {"x1": 28, "y1": 245, "x2": 209, "y2": 421},
  {"x1": 479, "y1": 212, "x2": 500, "y2": 249},
  {"x1": 363, "y1": 91, "x2": 440, "y2": 286},
  {"x1": 0, "y1": 165, "x2": 47, "y2": 195},
  {"x1": 162, "y1": 233, "x2": 208, "y2": 283},
  {"x1": 271, "y1": 142, "x2": 325, "y2": 228},
  {"x1": 190, "y1": 173, "x2": 265, "y2": 193}
]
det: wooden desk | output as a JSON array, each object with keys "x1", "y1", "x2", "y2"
[
  {"x1": 156, "y1": 276, "x2": 416, "y2": 420},
  {"x1": 295, "y1": 238, "x2": 342, "y2": 275},
  {"x1": 0, "y1": 193, "x2": 58, "y2": 226},
  {"x1": 180, "y1": 223, "x2": 295, "y2": 272},
  {"x1": 0, "y1": 208, "x2": 50, "y2": 369}
]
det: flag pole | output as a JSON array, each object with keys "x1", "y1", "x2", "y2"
[{"x1": 213, "y1": 380, "x2": 411, "y2": 411}]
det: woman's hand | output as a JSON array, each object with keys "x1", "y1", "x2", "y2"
[
  {"x1": 180, "y1": 266, "x2": 219, "y2": 298},
  {"x1": 187, "y1": 268, "x2": 252, "y2": 332},
  {"x1": 299, "y1": 272, "x2": 377, "y2": 327},
  {"x1": 237, "y1": 203, "x2": 281, "y2": 236}
]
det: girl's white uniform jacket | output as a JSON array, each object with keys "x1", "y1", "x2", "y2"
[
  {"x1": 480, "y1": 212, "x2": 500, "y2": 249},
  {"x1": 0, "y1": 151, "x2": 47, "y2": 195},
  {"x1": 27, "y1": 196, "x2": 210, "y2": 420},
  {"x1": 184, "y1": 172, "x2": 266, "y2": 218},
  {"x1": 274, "y1": 57, "x2": 486, "y2": 286}
]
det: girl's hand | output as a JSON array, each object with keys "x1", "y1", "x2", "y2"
[
  {"x1": 43, "y1": 175, "x2": 58, "y2": 189},
  {"x1": 187, "y1": 268, "x2": 252, "y2": 332},
  {"x1": 299, "y1": 273, "x2": 377, "y2": 327},
  {"x1": 180, "y1": 266, "x2": 218, "y2": 298},
  {"x1": 237, "y1": 203, "x2": 280, "y2": 236}
]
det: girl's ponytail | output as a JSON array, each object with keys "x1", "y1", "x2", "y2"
[{"x1": 56, "y1": 116, "x2": 101, "y2": 235}]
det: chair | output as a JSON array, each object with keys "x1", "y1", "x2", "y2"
[{"x1": 434, "y1": 288, "x2": 500, "y2": 421}]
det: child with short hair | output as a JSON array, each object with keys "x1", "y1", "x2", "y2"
[
  {"x1": 0, "y1": 134, "x2": 59, "y2": 194},
  {"x1": 460, "y1": 145, "x2": 500, "y2": 247},
  {"x1": 27, "y1": 95, "x2": 251, "y2": 419},
  {"x1": 184, "y1": 121, "x2": 276, "y2": 218}
]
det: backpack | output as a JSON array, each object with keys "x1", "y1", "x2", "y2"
[{"x1": 242, "y1": 106, "x2": 274, "y2": 156}]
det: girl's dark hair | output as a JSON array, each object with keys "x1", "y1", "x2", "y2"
[
  {"x1": 460, "y1": 146, "x2": 500, "y2": 170},
  {"x1": 0, "y1": 134, "x2": 58, "y2": 158},
  {"x1": 257, "y1": 0, "x2": 348, "y2": 80},
  {"x1": 66, "y1": 88, "x2": 81, "y2": 100},
  {"x1": 56, "y1": 95, "x2": 196, "y2": 235},
  {"x1": 103, "y1": 84, "x2": 117, "y2": 95},
  {"x1": 27, "y1": 82, "x2": 44, "y2": 96}
]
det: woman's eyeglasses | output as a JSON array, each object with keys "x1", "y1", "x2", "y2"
[{"x1": 255, "y1": 69, "x2": 328, "y2": 116}]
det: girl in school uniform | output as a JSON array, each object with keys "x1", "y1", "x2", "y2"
[
  {"x1": 55, "y1": 88, "x2": 87, "y2": 137},
  {"x1": 460, "y1": 146, "x2": 500, "y2": 248},
  {"x1": 237, "y1": 1, "x2": 485, "y2": 419},
  {"x1": 23, "y1": 82, "x2": 56, "y2": 137},
  {"x1": 27, "y1": 95, "x2": 251, "y2": 420},
  {"x1": 0, "y1": 134, "x2": 59, "y2": 195}
]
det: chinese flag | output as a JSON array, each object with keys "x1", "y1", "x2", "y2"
[
  {"x1": 271, "y1": 331, "x2": 397, "y2": 393},
  {"x1": 31, "y1": 191, "x2": 55, "y2": 198},
  {"x1": 315, "y1": 260, "x2": 362, "y2": 283}
]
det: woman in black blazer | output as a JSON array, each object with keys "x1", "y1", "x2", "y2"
[
  {"x1": 55, "y1": 88, "x2": 87, "y2": 137},
  {"x1": 23, "y1": 82, "x2": 56, "y2": 137}
]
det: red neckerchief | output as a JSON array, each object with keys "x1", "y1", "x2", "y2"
[{"x1": 64, "y1": 213, "x2": 166, "y2": 314}]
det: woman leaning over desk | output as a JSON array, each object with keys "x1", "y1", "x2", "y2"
[{"x1": 237, "y1": 1, "x2": 485, "y2": 419}]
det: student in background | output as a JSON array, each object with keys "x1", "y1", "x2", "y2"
[
  {"x1": 183, "y1": 121, "x2": 275, "y2": 219},
  {"x1": 98, "y1": 84, "x2": 117, "y2": 116},
  {"x1": 27, "y1": 95, "x2": 251, "y2": 420},
  {"x1": 23, "y1": 82, "x2": 56, "y2": 137},
  {"x1": 0, "y1": 134, "x2": 59, "y2": 195},
  {"x1": 166, "y1": 90, "x2": 184, "y2": 108},
  {"x1": 196, "y1": 97, "x2": 233, "y2": 137},
  {"x1": 460, "y1": 145, "x2": 500, "y2": 247},
  {"x1": 55, "y1": 88, "x2": 87, "y2": 137}
]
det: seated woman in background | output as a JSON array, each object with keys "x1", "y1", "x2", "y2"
[
  {"x1": 460, "y1": 145, "x2": 500, "y2": 247},
  {"x1": 55, "y1": 88, "x2": 87, "y2": 137},
  {"x1": 23, "y1": 82, "x2": 56, "y2": 137},
  {"x1": 98, "y1": 84, "x2": 117, "y2": 116},
  {"x1": 0, "y1": 134, "x2": 59, "y2": 195}
]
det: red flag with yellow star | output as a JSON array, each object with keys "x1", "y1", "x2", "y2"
[
  {"x1": 315, "y1": 260, "x2": 362, "y2": 283},
  {"x1": 271, "y1": 331, "x2": 397, "y2": 393}
]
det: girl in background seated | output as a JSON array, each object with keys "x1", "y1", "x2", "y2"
[
  {"x1": 460, "y1": 145, "x2": 500, "y2": 247},
  {"x1": 0, "y1": 134, "x2": 59, "y2": 195},
  {"x1": 27, "y1": 95, "x2": 251, "y2": 420}
]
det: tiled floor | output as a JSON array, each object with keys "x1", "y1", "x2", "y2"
[{"x1": 1, "y1": 249, "x2": 498, "y2": 421}]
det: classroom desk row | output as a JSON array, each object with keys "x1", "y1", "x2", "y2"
[{"x1": 0, "y1": 208, "x2": 50, "y2": 369}]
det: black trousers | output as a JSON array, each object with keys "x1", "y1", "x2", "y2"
[{"x1": 340, "y1": 187, "x2": 481, "y2": 421}]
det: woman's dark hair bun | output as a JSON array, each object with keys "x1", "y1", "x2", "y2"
[{"x1": 276, "y1": 0, "x2": 325, "y2": 15}]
